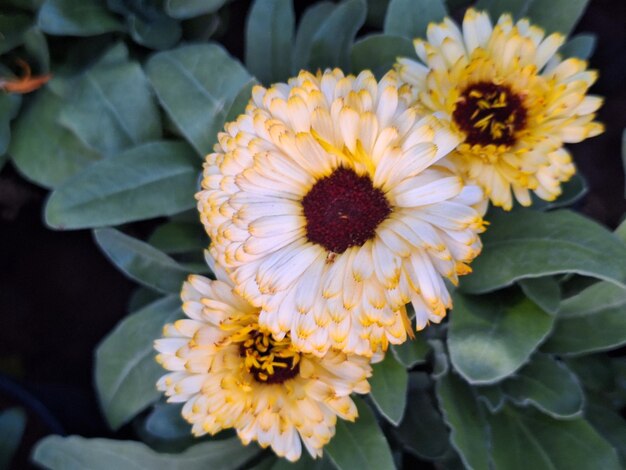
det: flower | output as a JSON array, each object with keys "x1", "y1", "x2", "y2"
[
  {"x1": 198, "y1": 69, "x2": 485, "y2": 357},
  {"x1": 396, "y1": 9, "x2": 604, "y2": 209},
  {"x1": 155, "y1": 259, "x2": 373, "y2": 462}
]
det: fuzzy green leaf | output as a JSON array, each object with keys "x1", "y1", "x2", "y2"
[
  {"x1": 32, "y1": 435, "x2": 260, "y2": 470},
  {"x1": 560, "y1": 33, "x2": 597, "y2": 59},
  {"x1": 448, "y1": 290, "x2": 554, "y2": 384},
  {"x1": 325, "y1": 397, "x2": 394, "y2": 470},
  {"x1": 306, "y1": 0, "x2": 367, "y2": 71},
  {"x1": 292, "y1": 2, "x2": 336, "y2": 72},
  {"x1": 391, "y1": 335, "x2": 429, "y2": 368},
  {"x1": 0, "y1": 13, "x2": 32, "y2": 54},
  {"x1": 245, "y1": 0, "x2": 295, "y2": 85},
  {"x1": 350, "y1": 34, "x2": 415, "y2": 78},
  {"x1": 502, "y1": 353, "x2": 584, "y2": 418},
  {"x1": 94, "y1": 228, "x2": 189, "y2": 294},
  {"x1": 95, "y1": 296, "x2": 181, "y2": 430},
  {"x1": 542, "y1": 282, "x2": 626, "y2": 355},
  {"x1": 0, "y1": 408, "x2": 27, "y2": 470},
  {"x1": 10, "y1": 88, "x2": 102, "y2": 188},
  {"x1": 384, "y1": 0, "x2": 447, "y2": 39},
  {"x1": 369, "y1": 354, "x2": 408, "y2": 425},
  {"x1": 148, "y1": 221, "x2": 208, "y2": 255},
  {"x1": 38, "y1": 0, "x2": 123, "y2": 36},
  {"x1": 165, "y1": 0, "x2": 227, "y2": 19},
  {"x1": 59, "y1": 59, "x2": 161, "y2": 156},
  {"x1": 146, "y1": 44, "x2": 252, "y2": 156},
  {"x1": 518, "y1": 277, "x2": 560, "y2": 315},
  {"x1": 487, "y1": 405, "x2": 620, "y2": 470},
  {"x1": 436, "y1": 371, "x2": 490, "y2": 470},
  {"x1": 586, "y1": 403, "x2": 626, "y2": 466},
  {"x1": 45, "y1": 141, "x2": 199, "y2": 230},
  {"x1": 0, "y1": 93, "x2": 21, "y2": 157},
  {"x1": 460, "y1": 209, "x2": 626, "y2": 294}
]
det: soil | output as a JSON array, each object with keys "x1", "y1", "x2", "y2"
[{"x1": 0, "y1": 0, "x2": 625, "y2": 468}]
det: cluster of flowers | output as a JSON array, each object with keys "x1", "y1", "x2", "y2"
[{"x1": 154, "y1": 9, "x2": 602, "y2": 462}]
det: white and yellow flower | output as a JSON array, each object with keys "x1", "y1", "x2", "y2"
[
  {"x1": 396, "y1": 8, "x2": 604, "y2": 209},
  {"x1": 198, "y1": 69, "x2": 485, "y2": 357},
  {"x1": 155, "y1": 259, "x2": 373, "y2": 462}
]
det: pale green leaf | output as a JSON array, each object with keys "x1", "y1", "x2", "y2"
[
  {"x1": 542, "y1": 282, "x2": 626, "y2": 355},
  {"x1": 391, "y1": 335, "x2": 429, "y2": 368},
  {"x1": 474, "y1": 0, "x2": 529, "y2": 20},
  {"x1": 325, "y1": 397, "x2": 394, "y2": 470},
  {"x1": 38, "y1": 0, "x2": 123, "y2": 36},
  {"x1": 350, "y1": 34, "x2": 415, "y2": 78},
  {"x1": 127, "y1": 13, "x2": 182, "y2": 50},
  {"x1": 224, "y1": 78, "x2": 258, "y2": 124},
  {"x1": 0, "y1": 408, "x2": 26, "y2": 470},
  {"x1": 395, "y1": 372, "x2": 449, "y2": 459},
  {"x1": 369, "y1": 354, "x2": 408, "y2": 425},
  {"x1": 10, "y1": 88, "x2": 102, "y2": 188},
  {"x1": 435, "y1": 371, "x2": 490, "y2": 470},
  {"x1": 518, "y1": 276, "x2": 561, "y2": 314},
  {"x1": 165, "y1": 0, "x2": 227, "y2": 19},
  {"x1": 23, "y1": 27, "x2": 51, "y2": 72},
  {"x1": 95, "y1": 296, "x2": 181, "y2": 430},
  {"x1": 0, "y1": 93, "x2": 21, "y2": 157},
  {"x1": 384, "y1": 0, "x2": 447, "y2": 39},
  {"x1": 526, "y1": 0, "x2": 590, "y2": 35},
  {"x1": 307, "y1": 0, "x2": 367, "y2": 71},
  {"x1": 94, "y1": 228, "x2": 189, "y2": 294},
  {"x1": 127, "y1": 287, "x2": 162, "y2": 312},
  {"x1": 560, "y1": 34, "x2": 597, "y2": 59},
  {"x1": 45, "y1": 141, "x2": 199, "y2": 230},
  {"x1": 459, "y1": 209, "x2": 626, "y2": 294},
  {"x1": 475, "y1": 384, "x2": 506, "y2": 413},
  {"x1": 146, "y1": 44, "x2": 252, "y2": 156},
  {"x1": 448, "y1": 290, "x2": 554, "y2": 384},
  {"x1": 0, "y1": 13, "x2": 32, "y2": 54},
  {"x1": 586, "y1": 403, "x2": 626, "y2": 465},
  {"x1": 292, "y1": 2, "x2": 336, "y2": 73},
  {"x1": 487, "y1": 405, "x2": 620, "y2": 470},
  {"x1": 245, "y1": 0, "x2": 295, "y2": 85},
  {"x1": 148, "y1": 221, "x2": 208, "y2": 255},
  {"x1": 32, "y1": 435, "x2": 260, "y2": 470},
  {"x1": 502, "y1": 353, "x2": 584, "y2": 418},
  {"x1": 59, "y1": 59, "x2": 162, "y2": 156},
  {"x1": 528, "y1": 172, "x2": 588, "y2": 210}
]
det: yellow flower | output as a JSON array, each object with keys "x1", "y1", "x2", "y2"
[
  {"x1": 198, "y1": 69, "x2": 485, "y2": 357},
  {"x1": 396, "y1": 9, "x2": 604, "y2": 209},
  {"x1": 155, "y1": 259, "x2": 372, "y2": 462}
]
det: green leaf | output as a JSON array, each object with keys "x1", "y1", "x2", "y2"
[
  {"x1": 474, "y1": 0, "x2": 527, "y2": 20},
  {"x1": 383, "y1": 0, "x2": 447, "y2": 39},
  {"x1": 165, "y1": 0, "x2": 227, "y2": 19},
  {"x1": 526, "y1": 0, "x2": 590, "y2": 35},
  {"x1": 325, "y1": 397, "x2": 394, "y2": 470},
  {"x1": 435, "y1": 371, "x2": 490, "y2": 470},
  {"x1": 245, "y1": 0, "x2": 295, "y2": 85},
  {"x1": 518, "y1": 276, "x2": 560, "y2": 315},
  {"x1": 149, "y1": 221, "x2": 208, "y2": 255},
  {"x1": 475, "y1": 384, "x2": 506, "y2": 413},
  {"x1": 560, "y1": 33, "x2": 597, "y2": 59},
  {"x1": 146, "y1": 44, "x2": 252, "y2": 156},
  {"x1": 23, "y1": 27, "x2": 51, "y2": 72},
  {"x1": 128, "y1": 287, "x2": 163, "y2": 312},
  {"x1": 391, "y1": 335, "x2": 429, "y2": 368},
  {"x1": 142, "y1": 403, "x2": 191, "y2": 442},
  {"x1": 127, "y1": 13, "x2": 182, "y2": 50},
  {"x1": 616, "y1": 218, "x2": 626, "y2": 243},
  {"x1": 59, "y1": 59, "x2": 162, "y2": 156},
  {"x1": 350, "y1": 34, "x2": 416, "y2": 78},
  {"x1": 292, "y1": 2, "x2": 336, "y2": 73},
  {"x1": 0, "y1": 13, "x2": 32, "y2": 54},
  {"x1": 0, "y1": 408, "x2": 27, "y2": 470},
  {"x1": 369, "y1": 354, "x2": 408, "y2": 425},
  {"x1": 45, "y1": 141, "x2": 199, "y2": 230},
  {"x1": 528, "y1": 172, "x2": 588, "y2": 210},
  {"x1": 586, "y1": 403, "x2": 626, "y2": 465},
  {"x1": 32, "y1": 435, "x2": 260, "y2": 470},
  {"x1": 487, "y1": 405, "x2": 621, "y2": 470},
  {"x1": 94, "y1": 228, "x2": 189, "y2": 294},
  {"x1": 542, "y1": 282, "x2": 626, "y2": 355},
  {"x1": 502, "y1": 354, "x2": 584, "y2": 418},
  {"x1": 10, "y1": 88, "x2": 102, "y2": 188},
  {"x1": 95, "y1": 296, "x2": 182, "y2": 430},
  {"x1": 565, "y1": 355, "x2": 615, "y2": 393},
  {"x1": 38, "y1": 0, "x2": 123, "y2": 36},
  {"x1": 448, "y1": 290, "x2": 555, "y2": 384},
  {"x1": 459, "y1": 209, "x2": 626, "y2": 294},
  {"x1": 307, "y1": 0, "x2": 367, "y2": 71},
  {"x1": 0, "y1": 93, "x2": 21, "y2": 157},
  {"x1": 395, "y1": 372, "x2": 449, "y2": 459},
  {"x1": 224, "y1": 78, "x2": 258, "y2": 123}
]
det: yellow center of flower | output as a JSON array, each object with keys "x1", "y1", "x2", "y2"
[
  {"x1": 453, "y1": 82, "x2": 527, "y2": 147},
  {"x1": 235, "y1": 327, "x2": 301, "y2": 384}
]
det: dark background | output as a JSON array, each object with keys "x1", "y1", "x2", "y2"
[{"x1": 0, "y1": 0, "x2": 625, "y2": 467}]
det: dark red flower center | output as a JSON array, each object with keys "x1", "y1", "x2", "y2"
[
  {"x1": 452, "y1": 82, "x2": 527, "y2": 147},
  {"x1": 301, "y1": 167, "x2": 391, "y2": 254},
  {"x1": 239, "y1": 330, "x2": 300, "y2": 384}
]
